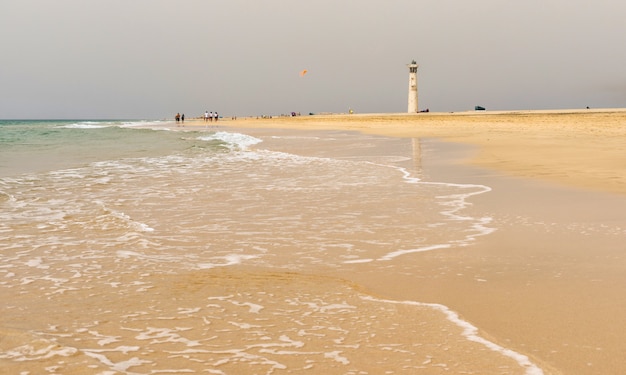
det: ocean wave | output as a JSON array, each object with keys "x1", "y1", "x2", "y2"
[
  {"x1": 58, "y1": 120, "x2": 165, "y2": 129},
  {"x1": 58, "y1": 121, "x2": 110, "y2": 129},
  {"x1": 0, "y1": 189, "x2": 15, "y2": 204},
  {"x1": 119, "y1": 120, "x2": 167, "y2": 128},
  {"x1": 198, "y1": 131, "x2": 262, "y2": 150}
]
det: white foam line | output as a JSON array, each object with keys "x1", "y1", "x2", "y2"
[
  {"x1": 367, "y1": 163, "x2": 496, "y2": 260},
  {"x1": 96, "y1": 201, "x2": 154, "y2": 232},
  {"x1": 59, "y1": 123, "x2": 108, "y2": 129},
  {"x1": 208, "y1": 349, "x2": 287, "y2": 370},
  {"x1": 197, "y1": 254, "x2": 259, "y2": 269},
  {"x1": 343, "y1": 258, "x2": 374, "y2": 264},
  {"x1": 361, "y1": 296, "x2": 544, "y2": 375},
  {"x1": 0, "y1": 343, "x2": 78, "y2": 361},
  {"x1": 394, "y1": 164, "x2": 493, "y2": 226},
  {"x1": 178, "y1": 307, "x2": 201, "y2": 314},
  {"x1": 82, "y1": 351, "x2": 150, "y2": 373},
  {"x1": 378, "y1": 244, "x2": 452, "y2": 261},
  {"x1": 134, "y1": 327, "x2": 201, "y2": 347},
  {"x1": 82, "y1": 346, "x2": 139, "y2": 354}
]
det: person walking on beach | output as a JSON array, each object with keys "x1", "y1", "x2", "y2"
[
  {"x1": 204, "y1": 111, "x2": 209, "y2": 122},
  {"x1": 175, "y1": 113, "x2": 180, "y2": 126},
  {"x1": 181, "y1": 113, "x2": 185, "y2": 125},
  {"x1": 214, "y1": 112, "x2": 218, "y2": 122}
]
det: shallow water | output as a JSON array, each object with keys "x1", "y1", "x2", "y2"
[{"x1": 0, "y1": 120, "x2": 543, "y2": 374}]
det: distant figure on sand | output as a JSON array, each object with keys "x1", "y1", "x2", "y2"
[
  {"x1": 175, "y1": 113, "x2": 180, "y2": 125},
  {"x1": 204, "y1": 111, "x2": 209, "y2": 122},
  {"x1": 214, "y1": 112, "x2": 218, "y2": 122},
  {"x1": 181, "y1": 114, "x2": 185, "y2": 125}
]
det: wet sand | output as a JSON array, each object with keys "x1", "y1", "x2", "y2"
[
  {"x1": 201, "y1": 109, "x2": 626, "y2": 195},
  {"x1": 187, "y1": 110, "x2": 626, "y2": 374},
  {"x1": 1, "y1": 124, "x2": 547, "y2": 374}
]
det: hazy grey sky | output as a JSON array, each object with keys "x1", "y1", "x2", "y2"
[{"x1": 2, "y1": 0, "x2": 626, "y2": 119}]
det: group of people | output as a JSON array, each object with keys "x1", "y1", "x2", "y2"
[
  {"x1": 175, "y1": 113, "x2": 185, "y2": 126},
  {"x1": 173, "y1": 111, "x2": 220, "y2": 126},
  {"x1": 204, "y1": 111, "x2": 219, "y2": 122}
]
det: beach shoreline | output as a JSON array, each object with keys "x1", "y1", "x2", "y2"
[
  {"x1": 182, "y1": 108, "x2": 626, "y2": 196},
  {"x1": 2, "y1": 115, "x2": 624, "y2": 373},
  {"x1": 175, "y1": 111, "x2": 626, "y2": 374}
]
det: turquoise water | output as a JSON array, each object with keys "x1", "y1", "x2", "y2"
[{"x1": 0, "y1": 120, "x2": 224, "y2": 177}]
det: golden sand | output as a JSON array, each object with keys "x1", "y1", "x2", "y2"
[
  {"x1": 182, "y1": 110, "x2": 626, "y2": 375},
  {"x1": 191, "y1": 109, "x2": 626, "y2": 196}
]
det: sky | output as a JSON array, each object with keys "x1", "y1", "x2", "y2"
[{"x1": 1, "y1": 0, "x2": 626, "y2": 119}]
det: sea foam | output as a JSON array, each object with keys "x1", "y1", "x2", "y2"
[
  {"x1": 362, "y1": 295, "x2": 545, "y2": 375},
  {"x1": 199, "y1": 131, "x2": 262, "y2": 150}
]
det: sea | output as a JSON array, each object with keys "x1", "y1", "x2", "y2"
[{"x1": 0, "y1": 119, "x2": 544, "y2": 374}]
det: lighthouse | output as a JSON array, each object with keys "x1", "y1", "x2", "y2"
[{"x1": 407, "y1": 60, "x2": 419, "y2": 113}]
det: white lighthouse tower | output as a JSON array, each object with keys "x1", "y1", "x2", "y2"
[{"x1": 407, "y1": 60, "x2": 419, "y2": 113}]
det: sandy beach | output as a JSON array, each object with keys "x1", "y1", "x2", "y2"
[
  {"x1": 183, "y1": 109, "x2": 626, "y2": 374},
  {"x1": 199, "y1": 109, "x2": 626, "y2": 196},
  {"x1": 2, "y1": 113, "x2": 624, "y2": 374}
]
